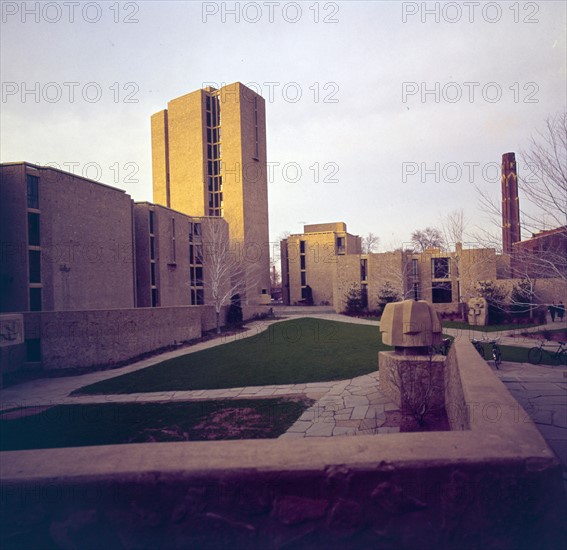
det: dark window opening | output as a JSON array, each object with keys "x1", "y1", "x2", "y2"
[
  {"x1": 300, "y1": 255, "x2": 306, "y2": 270},
  {"x1": 336, "y1": 237, "x2": 345, "y2": 255},
  {"x1": 151, "y1": 288, "x2": 159, "y2": 307},
  {"x1": 432, "y1": 282, "x2": 452, "y2": 303},
  {"x1": 412, "y1": 258, "x2": 419, "y2": 277},
  {"x1": 27, "y1": 175, "x2": 39, "y2": 209},
  {"x1": 25, "y1": 338, "x2": 41, "y2": 362},
  {"x1": 29, "y1": 250, "x2": 41, "y2": 283},
  {"x1": 194, "y1": 245, "x2": 203, "y2": 265},
  {"x1": 413, "y1": 283, "x2": 420, "y2": 301},
  {"x1": 300, "y1": 240, "x2": 306, "y2": 254},
  {"x1": 29, "y1": 287, "x2": 42, "y2": 311},
  {"x1": 432, "y1": 257, "x2": 450, "y2": 279},
  {"x1": 149, "y1": 210, "x2": 154, "y2": 234},
  {"x1": 28, "y1": 213, "x2": 40, "y2": 246},
  {"x1": 361, "y1": 259, "x2": 368, "y2": 281},
  {"x1": 301, "y1": 272, "x2": 306, "y2": 286},
  {"x1": 361, "y1": 285, "x2": 368, "y2": 308}
]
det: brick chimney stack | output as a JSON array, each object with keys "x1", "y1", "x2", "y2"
[{"x1": 501, "y1": 152, "x2": 521, "y2": 255}]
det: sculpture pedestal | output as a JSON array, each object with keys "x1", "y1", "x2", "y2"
[{"x1": 379, "y1": 351, "x2": 446, "y2": 415}]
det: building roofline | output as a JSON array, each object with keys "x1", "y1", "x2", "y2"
[{"x1": 1, "y1": 161, "x2": 129, "y2": 194}]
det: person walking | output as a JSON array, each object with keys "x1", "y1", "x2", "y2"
[
  {"x1": 548, "y1": 303, "x2": 557, "y2": 322},
  {"x1": 557, "y1": 301, "x2": 565, "y2": 322}
]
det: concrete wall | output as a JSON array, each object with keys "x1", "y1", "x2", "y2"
[
  {"x1": 23, "y1": 307, "x2": 202, "y2": 371},
  {"x1": 14, "y1": 304, "x2": 270, "y2": 373},
  {"x1": 1, "y1": 338, "x2": 564, "y2": 548}
]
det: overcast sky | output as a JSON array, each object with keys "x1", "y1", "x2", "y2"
[{"x1": 2, "y1": 1, "x2": 566, "y2": 250}]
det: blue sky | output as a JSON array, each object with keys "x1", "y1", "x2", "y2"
[{"x1": 1, "y1": 1, "x2": 566, "y2": 249}]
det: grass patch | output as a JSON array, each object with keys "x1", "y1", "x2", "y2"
[
  {"x1": 442, "y1": 321, "x2": 539, "y2": 333},
  {"x1": 73, "y1": 318, "x2": 389, "y2": 395},
  {"x1": 0, "y1": 398, "x2": 310, "y2": 451}
]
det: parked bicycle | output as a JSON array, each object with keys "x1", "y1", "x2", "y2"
[
  {"x1": 527, "y1": 340, "x2": 567, "y2": 366},
  {"x1": 471, "y1": 337, "x2": 502, "y2": 369},
  {"x1": 430, "y1": 338, "x2": 452, "y2": 356}
]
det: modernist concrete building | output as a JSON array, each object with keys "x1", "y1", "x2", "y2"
[
  {"x1": 280, "y1": 222, "x2": 361, "y2": 306},
  {"x1": 134, "y1": 202, "x2": 229, "y2": 308},
  {"x1": 151, "y1": 82, "x2": 271, "y2": 305},
  {"x1": 0, "y1": 162, "x2": 136, "y2": 313},
  {"x1": 0, "y1": 163, "x2": 235, "y2": 314},
  {"x1": 333, "y1": 245, "x2": 499, "y2": 314}
]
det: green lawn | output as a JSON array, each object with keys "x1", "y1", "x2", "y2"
[
  {"x1": 442, "y1": 321, "x2": 539, "y2": 333},
  {"x1": 74, "y1": 318, "x2": 388, "y2": 395},
  {"x1": 0, "y1": 398, "x2": 310, "y2": 451},
  {"x1": 473, "y1": 343, "x2": 566, "y2": 366}
]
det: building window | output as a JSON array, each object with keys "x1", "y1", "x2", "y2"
[
  {"x1": 25, "y1": 338, "x2": 41, "y2": 362},
  {"x1": 27, "y1": 175, "x2": 39, "y2": 209},
  {"x1": 194, "y1": 245, "x2": 203, "y2": 265},
  {"x1": 29, "y1": 287, "x2": 42, "y2": 311},
  {"x1": 301, "y1": 271, "x2": 307, "y2": 286},
  {"x1": 253, "y1": 96, "x2": 259, "y2": 159},
  {"x1": 432, "y1": 257, "x2": 450, "y2": 279},
  {"x1": 432, "y1": 282, "x2": 452, "y2": 303},
  {"x1": 412, "y1": 258, "x2": 418, "y2": 278},
  {"x1": 150, "y1": 236, "x2": 155, "y2": 260},
  {"x1": 361, "y1": 284, "x2": 368, "y2": 308},
  {"x1": 336, "y1": 236, "x2": 345, "y2": 255},
  {"x1": 361, "y1": 259, "x2": 368, "y2": 282},
  {"x1": 300, "y1": 255, "x2": 306, "y2": 270},
  {"x1": 171, "y1": 218, "x2": 176, "y2": 262},
  {"x1": 413, "y1": 283, "x2": 420, "y2": 301},
  {"x1": 149, "y1": 210, "x2": 154, "y2": 234},
  {"x1": 191, "y1": 288, "x2": 204, "y2": 305},
  {"x1": 194, "y1": 222, "x2": 202, "y2": 237},
  {"x1": 28, "y1": 213, "x2": 40, "y2": 246},
  {"x1": 301, "y1": 286, "x2": 308, "y2": 299},
  {"x1": 300, "y1": 240, "x2": 306, "y2": 254},
  {"x1": 151, "y1": 288, "x2": 159, "y2": 307},
  {"x1": 28, "y1": 250, "x2": 41, "y2": 283}
]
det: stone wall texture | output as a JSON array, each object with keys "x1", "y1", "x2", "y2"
[{"x1": 23, "y1": 307, "x2": 202, "y2": 370}]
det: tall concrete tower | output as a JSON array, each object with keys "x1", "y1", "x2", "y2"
[
  {"x1": 501, "y1": 152, "x2": 521, "y2": 255},
  {"x1": 151, "y1": 82, "x2": 270, "y2": 304}
]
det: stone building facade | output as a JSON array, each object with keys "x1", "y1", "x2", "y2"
[
  {"x1": 280, "y1": 222, "x2": 361, "y2": 306},
  {"x1": 0, "y1": 162, "x2": 136, "y2": 314},
  {"x1": 134, "y1": 202, "x2": 229, "y2": 309},
  {"x1": 151, "y1": 82, "x2": 271, "y2": 304}
]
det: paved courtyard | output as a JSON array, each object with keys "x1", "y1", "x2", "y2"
[{"x1": 1, "y1": 313, "x2": 565, "y2": 464}]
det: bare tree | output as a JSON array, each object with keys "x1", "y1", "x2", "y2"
[
  {"x1": 441, "y1": 209, "x2": 467, "y2": 249},
  {"x1": 474, "y1": 112, "x2": 567, "y2": 281},
  {"x1": 361, "y1": 232, "x2": 380, "y2": 254},
  {"x1": 411, "y1": 227, "x2": 445, "y2": 252},
  {"x1": 520, "y1": 111, "x2": 567, "y2": 233},
  {"x1": 202, "y1": 218, "x2": 247, "y2": 334}
]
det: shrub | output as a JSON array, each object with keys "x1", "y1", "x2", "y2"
[
  {"x1": 344, "y1": 283, "x2": 365, "y2": 316},
  {"x1": 226, "y1": 294, "x2": 243, "y2": 327}
]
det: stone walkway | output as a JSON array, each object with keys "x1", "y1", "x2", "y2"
[
  {"x1": 280, "y1": 372, "x2": 400, "y2": 438},
  {"x1": 495, "y1": 360, "x2": 567, "y2": 489}
]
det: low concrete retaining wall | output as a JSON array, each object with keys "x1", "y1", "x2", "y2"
[
  {"x1": 1, "y1": 338, "x2": 565, "y2": 548},
  {"x1": 23, "y1": 307, "x2": 203, "y2": 371},
  {"x1": 11, "y1": 305, "x2": 272, "y2": 373}
]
